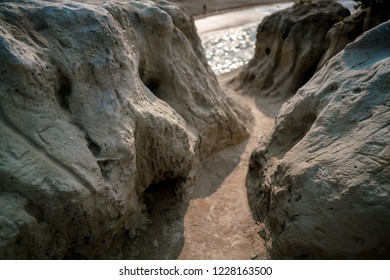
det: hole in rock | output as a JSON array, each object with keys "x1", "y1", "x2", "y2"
[
  {"x1": 282, "y1": 30, "x2": 289, "y2": 40},
  {"x1": 57, "y1": 76, "x2": 72, "y2": 111},
  {"x1": 121, "y1": 177, "x2": 188, "y2": 259},
  {"x1": 138, "y1": 63, "x2": 164, "y2": 99},
  {"x1": 144, "y1": 178, "x2": 184, "y2": 215},
  {"x1": 85, "y1": 135, "x2": 101, "y2": 157},
  {"x1": 97, "y1": 160, "x2": 113, "y2": 181},
  {"x1": 144, "y1": 78, "x2": 160, "y2": 95},
  {"x1": 265, "y1": 47, "x2": 271, "y2": 55}
]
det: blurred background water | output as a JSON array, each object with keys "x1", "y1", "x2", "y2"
[{"x1": 197, "y1": 1, "x2": 356, "y2": 75}]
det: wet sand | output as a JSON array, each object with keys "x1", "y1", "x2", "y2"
[
  {"x1": 172, "y1": 0, "x2": 293, "y2": 16},
  {"x1": 195, "y1": 2, "x2": 292, "y2": 35}
]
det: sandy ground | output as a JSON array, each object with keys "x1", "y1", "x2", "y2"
[
  {"x1": 106, "y1": 69, "x2": 283, "y2": 259},
  {"x1": 171, "y1": 0, "x2": 292, "y2": 16},
  {"x1": 177, "y1": 73, "x2": 281, "y2": 259},
  {"x1": 188, "y1": 7, "x2": 285, "y2": 258},
  {"x1": 195, "y1": 2, "x2": 292, "y2": 35}
]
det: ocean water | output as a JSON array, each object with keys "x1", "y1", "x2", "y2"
[
  {"x1": 198, "y1": 1, "x2": 356, "y2": 75},
  {"x1": 202, "y1": 22, "x2": 259, "y2": 75}
]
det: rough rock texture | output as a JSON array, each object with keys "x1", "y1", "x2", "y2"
[
  {"x1": 234, "y1": 0, "x2": 349, "y2": 99},
  {"x1": 0, "y1": 0, "x2": 249, "y2": 259},
  {"x1": 317, "y1": 6, "x2": 390, "y2": 70},
  {"x1": 247, "y1": 21, "x2": 390, "y2": 259}
]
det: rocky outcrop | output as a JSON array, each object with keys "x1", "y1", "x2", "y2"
[
  {"x1": 234, "y1": 0, "x2": 349, "y2": 99},
  {"x1": 317, "y1": 5, "x2": 390, "y2": 70},
  {"x1": 247, "y1": 21, "x2": 390, "y2": 259},
  {"x1": 0, "y1": 0, "x2": 248, "y2": 259}
]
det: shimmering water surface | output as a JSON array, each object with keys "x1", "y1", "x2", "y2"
[
  {"x1": 197, "y1": 1, "x2": 356, "y2": 75},
  {"x1": 202, "y1": 22, "x2": 259, "y2": 75},
  {"x1": 198, "y1": 3, "x2": 293, "y2": 75}
]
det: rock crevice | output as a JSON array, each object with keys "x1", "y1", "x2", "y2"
[{"x1": 233, "y1": 0, "x2": 350, "y2": 100}]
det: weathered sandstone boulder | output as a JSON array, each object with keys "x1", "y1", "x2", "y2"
[
  {"x1": 0, "y1": 0, "x2": 248, "y2": 259},
  {"x1": 317, "y1": 5, "x2": 390, "y2": 70},
  {"x1": 247, "y1": 21, "x2": 390, "y2": 259},
  {"x1": 234, "y1": 0, "x2": 349, "y2": 99}
]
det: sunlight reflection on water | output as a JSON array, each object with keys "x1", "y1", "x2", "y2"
[
  {"x1": 200, "y1": 0, "x2": 355, "y2": 76},
  {"x1": 202, "y1": 22, "x2": 258, "y2": 75},
  {"x1": 199, "y1": 2, "x2": 294, "y2": 76}
]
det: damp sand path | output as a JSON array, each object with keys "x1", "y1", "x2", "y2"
[{"x1": 178, "y1": 73, "x2": 278, "y2": 259}]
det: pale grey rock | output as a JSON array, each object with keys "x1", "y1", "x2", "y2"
[
  {"x1": 317, "y1": 6, "x2": 390, "y2": 70},
  {"x1": 234, "y1": 0, "x2": 349, "y2": 99},
  {"x1": 0, "y1": 0, "x2": 248, "y2": 258},
  {"x1": 247, "y1": 21, "x2": 390, "y2": 259}
]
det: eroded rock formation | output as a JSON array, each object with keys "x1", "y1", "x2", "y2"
[
  {"x1": 317, "y1": 4, "x2": 390, "y2": 70},
  {"x1": 0, "y1": 0, "x2": 249, "y2": 259},
  {"x1": 247, "y1": 21, "x2": 390, "y2": 259},
  {"x1": 234, "y1": 0, "x2": 349, "y2": 99}
]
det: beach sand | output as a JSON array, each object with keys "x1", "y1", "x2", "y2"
[
  {"x1": 170, "y1": 0, "x2": 292, "y2": 16},
  {"x1": 76, "y1": 0, "x2": 292, "y2": 17}
]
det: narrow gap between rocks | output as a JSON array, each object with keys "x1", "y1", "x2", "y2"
[
  {"x1": 117, "y1": 178, "x2": 188, "y2": 259},
  {"x1": 116, "y1": 3, "x2": 289, "y2": 260}
]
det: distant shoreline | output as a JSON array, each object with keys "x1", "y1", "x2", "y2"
[
  {"x1": 188, "y1": 0, "x2": 293, "y2": 18},
  {"x1": 174, "y1": 0, "x2": 293, "y2": 19},
  {"x1": 74, "y1": 0, "x2": 294, "y2": 18}
]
